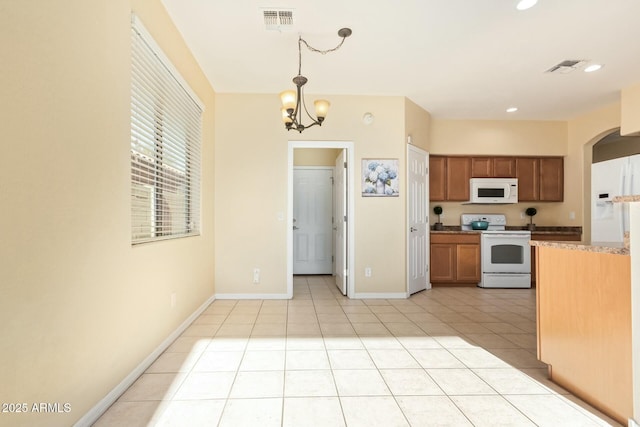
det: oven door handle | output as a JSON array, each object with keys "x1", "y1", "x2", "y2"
[{"x1": 483, "y1": 233, "x2": 531, "y2": 238}]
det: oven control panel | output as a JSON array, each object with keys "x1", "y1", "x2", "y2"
[{"x1": 460, "y1": 214, "x2": 506, "y2": 231}]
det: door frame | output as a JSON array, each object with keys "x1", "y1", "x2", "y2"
[{"x1": 287, "y1": 141, "x2": 355, "y2": 298}]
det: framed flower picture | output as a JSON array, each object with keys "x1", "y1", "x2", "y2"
[{"x1": 362, "y1": 159, "x2": 399, "y2": 197}]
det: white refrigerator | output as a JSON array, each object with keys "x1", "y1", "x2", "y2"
[{"x1": 591, "y1": 154, "x2": 640, "y2": 242}]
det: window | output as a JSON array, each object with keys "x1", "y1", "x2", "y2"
[{"x1": 130, "y1": 15, "x2": 202, "y2": 244}]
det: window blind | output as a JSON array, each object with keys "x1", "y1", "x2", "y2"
[{"x1": 130, "y1": 16, "x2": 202, "y2": 244}]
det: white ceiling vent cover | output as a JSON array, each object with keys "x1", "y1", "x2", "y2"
[
  {"x1": 263, "y1": 9, "x2": 294, "y2": 31},
  {"x1": 545, "y1": 59, "x2": 587, "y2": 74}
]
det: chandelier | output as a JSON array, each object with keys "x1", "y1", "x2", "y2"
[{"x1": 280, "y1": 28, "x2": 352, "y2": 133}]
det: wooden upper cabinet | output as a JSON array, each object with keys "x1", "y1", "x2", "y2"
[
  {"x1": 539, "y1": 157, "x2": 564, "y2": 201},
  {"x1": 430, "y1": 155, "x2": 562, "y2": 202},
  {"x1": 493, "y1": 157, "x2": 516, "y2": 177},
  {"x1": 516, "y1": 157, "x2": 539, "y2": 201},
  {"x1": 472, "y1": 157, "x2": 516, "y2": 178},
  {"x1": 446, "y1": 157, "x2": 471, "y2": 201},
  {"x1": 429, "y1": 156, "x2": 447, "y2": 201},
  {"x1": 471, "y1": 158, "x2": 492, "y2": 177}
]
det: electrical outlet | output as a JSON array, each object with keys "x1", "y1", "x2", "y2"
[
  {"x1": 253, "y1": 268, "x2": 260, "y2": 284},
  {"x1": 520, "y1": 212, "x2": 525, "y2": 219},
  {"x1": 170, "y1": 293, "x2": 176, "y2": 308},
  {"x1": 569, "y1": 211, "x2": 576, "y2": 220},
  {"x1": 365, "y1": 267, "x2": 372, "y2": 277}
]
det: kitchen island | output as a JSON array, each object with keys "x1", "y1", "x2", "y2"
[
  {"x1": 531, "y1": 238, "x2": 631, "y2": 424},
  {"x1": 612, "y1": 195, "x2": 640, "y2": 427}
]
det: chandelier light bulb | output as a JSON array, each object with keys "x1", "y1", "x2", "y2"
[
  {"x1": 314, "y1": 100, "x2": 330, "y2": 119},
  {"x1": 279, "y1": 90, "x2": 296, "y2": 110}
]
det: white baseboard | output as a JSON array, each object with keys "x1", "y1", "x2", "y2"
[
  {"x1": 352, "y1": 292, "x2": 409, "y2": 299},
  {"x1": 74, "y1": 294, "x2": 216, "y2": 427},
  {"x1": 629, "y1": 418, "x2": 640, "y2": 427},
  {"x1": 215, "y1": 293, "x2": 290, "y2": 300}
]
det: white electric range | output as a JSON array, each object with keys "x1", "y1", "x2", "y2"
[{"x1": 461, "y1": 214, "x2": 531, "y2": 289}]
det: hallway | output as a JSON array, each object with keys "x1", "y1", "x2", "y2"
[{"x1": 94, "y1": 276, "x2": 620, "y2": 426}]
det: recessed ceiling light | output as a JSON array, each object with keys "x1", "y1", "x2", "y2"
[
  {"x1": 516, "y1": 0, "x2": 538, "y2": 11},
  {"x1": 584, "y1": 64, "x2": 603, "y2": 73},
  {"x1": 506, "y1": 107, "x2": 518, "y2": 113}
]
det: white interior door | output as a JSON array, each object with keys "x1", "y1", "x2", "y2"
[
  {"x1": 293, "y1": 168, "x2": 333, "y2": 274},
  {"x1": 334, "y1": 150, "x2": 347, "y2": 295},
  {"x1": 407, "y1": 145, "x2": 429, "y2": 294}
]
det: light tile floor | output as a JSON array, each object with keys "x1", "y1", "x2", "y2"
[{"x1": 94, "y1": 276, "x2": 622, "y2": 426}]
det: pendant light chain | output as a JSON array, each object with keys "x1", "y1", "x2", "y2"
[{"x1": 280, "y1": 28, "x2": 352, "y2": 133}]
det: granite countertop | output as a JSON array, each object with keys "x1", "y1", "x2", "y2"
[
  {"x1": 530, "y1": 239, "x2": 629, "y2": 256},
  {"x1": 430, "y1": 226, "x2": 481, "y2": 234},
  {"x1": 511, "y1": 226, "x2": 582, "y2": 235},
  {"x1": 613, "y1": 195, "x2": 640, "y2": 203},
  {"x1": 431, "y1": 226, "x2": 582, "y2": 235}
]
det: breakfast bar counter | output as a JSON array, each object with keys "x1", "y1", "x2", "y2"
[
  {"x1": 530, "y1": 239, "x2": 629, "y2": 255},
  {"x1": 533, "y1": 238, "x2": 632, "y2": 424}
]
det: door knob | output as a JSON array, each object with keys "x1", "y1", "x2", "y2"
[
  {"x1": 410, "y1": 227, "x2": 417, "y2": 232},
  {"x1": 293, "y1": 226, "x2": 299, "y2": 230}
]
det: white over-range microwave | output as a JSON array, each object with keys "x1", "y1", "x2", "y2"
[{"x1": 468, "y1": 178, "x2": 518, "y2": 204}]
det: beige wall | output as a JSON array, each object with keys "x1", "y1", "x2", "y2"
[
  {"x1": 621, "y1": 82, "x2": 640, "y2": 136},
  {"x1": 405, "y1": 97, "x2": 431, "y2": 151},
  {"x1": 430, "y1": 119, "x2": 567, "y2": 156},
  {"x1": 567, "y1": 103, "x2": 621, "y2": 241},
  {"x1": 214, "y1": 94, "x2": 419, "y2": 295},
  {"x1": 429, "y1": 120, "x2": 571, "y2": 226},
  {"x1": 0, "y1": 1, "x2": 216, "y2": 426}
]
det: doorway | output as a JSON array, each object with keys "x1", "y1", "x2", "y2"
[{"x1": 287, "y1": 141, "x2": 355, "y2": 299}]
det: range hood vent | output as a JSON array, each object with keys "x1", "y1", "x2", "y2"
[
  {"x1": 545, "y1": 59, "x2": 587, "y2": 74},
  {"x1": 263, "y1": 9, "x2": 294, "y2": 31}
]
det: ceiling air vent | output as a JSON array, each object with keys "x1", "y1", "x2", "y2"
[
  {"x1": 545, "y1": 59, "x2": 587, "y2": 74},
  {"x1": 262, "y1": 9, "x2": 294, "y2": 31}
]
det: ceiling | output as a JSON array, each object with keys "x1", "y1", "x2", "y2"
[{"x1": 161, "y1": 0, "x2": 640, "y2": 121}]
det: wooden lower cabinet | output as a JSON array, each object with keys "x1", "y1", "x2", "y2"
[
  {"x1": 430, "y1": 233, "x2": 480, "y2": 285},
  {"x1": 456, "y1": 244, "x2": 481, "y2": 282},
  {"x1": 530, "y1": 233, "x2": 581, "y2": 285},
  {"x1": 430, "y1": 244, "x2": 456, "y2": 282}
]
